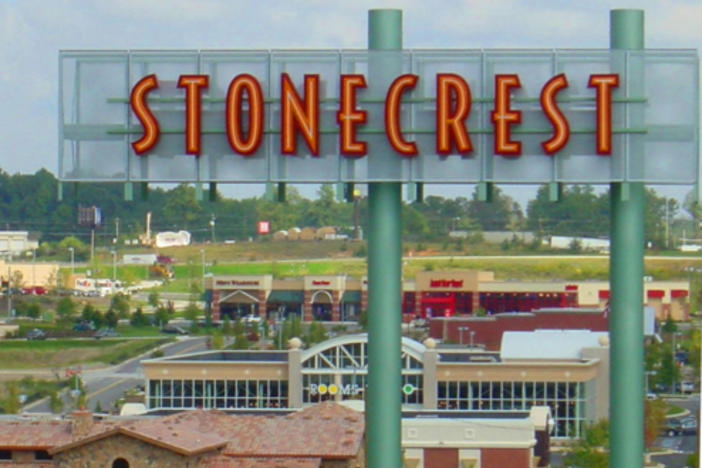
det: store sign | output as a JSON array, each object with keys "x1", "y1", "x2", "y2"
[
  {"x1": 430, "y1": 279, "x2": 464, "y2": 288},
  {"x1": 59, "y1": 49, "x2": 698, "y2": 185},
  {"x1": 216, "y1": 280, "x2": 259, "y2": 287},
  {"x1": 257, "y1": 220, "x2": 270, "y2": 234}
]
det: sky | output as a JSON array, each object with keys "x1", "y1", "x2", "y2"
[{"x1": 0, "y1": 0, "x2": 700, "y2": 208}]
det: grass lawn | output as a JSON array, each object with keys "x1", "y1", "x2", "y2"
[
  {"x1": 147, "y1": 254, "x2": 697, "y2": 293},
  {"x1": 0, "y1": 338, "x2": 173, "y2": 369}
]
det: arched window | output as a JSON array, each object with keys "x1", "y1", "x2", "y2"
[{"x1": 112, "y1": 458, "x2": 129, "y2": 468}]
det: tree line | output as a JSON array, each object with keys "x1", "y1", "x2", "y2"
[{"x1": 0, "y1": 168, "x2": 690, "y2": 252}]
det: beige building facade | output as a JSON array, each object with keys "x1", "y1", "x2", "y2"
[{"x1": 143, "y1": 331, "x2": 609, "y2": 440}]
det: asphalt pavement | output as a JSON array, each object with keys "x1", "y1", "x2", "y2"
[{"x1": 23, "y1": 336, "x2": 208, "y2": 414}]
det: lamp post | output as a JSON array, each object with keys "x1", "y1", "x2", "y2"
[
  {"x1": 210, "y1": 215, "x2": 216, "y2": 243},
  {"x1": 458, "y1": 326, "x2": 469, "y2": 346},
  {"x1": 672, "y1": 331, "x2": 682, "y2": 393},
  {"x1": 200, "y1": 249, "x2": 206, "y2": 291},
  {"x1": 110, "y1": 250, "x2": 117, "y2": 281},
  {"x1": 68, "y1": 247, "x2": 75, "y2": 274},
  {"x1": 645, "y1": 370, "x2": 657, "y2": 396}
]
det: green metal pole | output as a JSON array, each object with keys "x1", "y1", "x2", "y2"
[
  {"x1": 609, "y1": 9, "x2": 645, "y2": 468},
  {"x1": 367, "y1": 9, "x2": 403, "y2": 468}
]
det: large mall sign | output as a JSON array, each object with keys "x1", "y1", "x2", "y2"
[
  {"x1": 59, "y1": 49, "x2": 698, "y2": 186},
  {"x1": 59, "y1": 9, "x2": 699, "y2": 468}
]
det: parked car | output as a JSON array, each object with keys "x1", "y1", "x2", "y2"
[
  {"x1": 73, "y1": 321, "x2": 95, "y2": 331},
  {"x1": 162, "y1": 325, "x2": 188, "y2": 335},
  {"x1": 662, "y1": 417, "x2": 698, "y2": 436},
  {"x1": 93, "y1": 328, "x2": 120, "y2": 339},
  {"x1": 26, "y1": 328, "x2": 46, "y2": 340},
  {"x1": 679, "y1": 381, "x2": 695, "y2": 394}
]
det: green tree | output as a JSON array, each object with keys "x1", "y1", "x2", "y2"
[
  {"x1": 563, "y1": 419, "x2": 609, "y2": 468},
  {"x1": 49, "y1": 389, "x2": 63, "y2": 413},
  {"x1": 210, "y1": 332, "x2": 224, "y2": 350},
  {"x1": 222, "y1": 316, "x2": 233, "y2": 337},
  {"x1": 469, "y1": 186, "x2": 524, "y2": 231},
  {"x1": 154, "y1": 306, "x2": 170, "y2": 328},
  {"x1": 148, "y1": 291, "x2": 161, "y2": 309},
  {"x1": 184, "y1": 302, "x2": 201, "y2": 322},
  {"x1": 661, "y1": 316, "x2": 677, "y2": 333},
  {"x1": 129, "y1": 307, "x2": 149, "y2": 327},
  {"x1": 644, "y1": 398, "x2": 666, "y2": 449},
  {"x1": 104, "y1": 309, "x2": 119, "y2": 329},
  {"x1": 110, "y1": 293, "x2": 130, "y2": 318},
  {"x1": 162, "y1": 183, "x2": 203, "y2": 228},
  {"x1": 2, "y1": 382, "x2": 21, "y2": 414},
  {"x1": 232, "y1": 333, "x2": 250, "y2": 349},
  {"x1": 56, "y1": 297, "x2": 76, "y2": 325},
  {"x1": 25, "y1": 301, "x2": 41, "y2": 319}
]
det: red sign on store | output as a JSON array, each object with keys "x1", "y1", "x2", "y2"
[{"x1": 258, "y1": 220, "x2": 270, "y2": 234}]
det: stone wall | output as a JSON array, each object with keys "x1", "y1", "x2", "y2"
[{"x1": 55, "y1": 433, "x2": 209, "y2": 468}]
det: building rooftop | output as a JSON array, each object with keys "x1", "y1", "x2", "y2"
[
  {"x1": 500, "y1": 329, "x2": 608, "y2": 360},
  {"x1": 0, "y1": 403, "x2": 364, "y2": 466}
]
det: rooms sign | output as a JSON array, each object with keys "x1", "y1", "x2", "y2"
[{"x1": 59, "y1": 49, "x2": 698, "y2": 185}]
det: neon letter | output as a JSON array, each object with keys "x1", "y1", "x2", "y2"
[
  {"x1": 226, "y1": 74, "x2": 264, "y2": 155},
  {"x1": 540, "y1": 74, "x2": 570, "y2": 154},
  {"x1": 178, "y1": 75, "x2": 209, "y2": 155},
  {"x1": 337, "y1": 74, "x2": 368, "y2": 156},
  {"x1": 281, "y1": 74, "x2": 320, "y2": 156},
  {"x1": 436, "y1": 73, "x2": 473, "y2": 154},
  {"x1": 385, "y1": 74, "x2": 418, "y2": 156},
  {"x1": 588, "y1": 74, "x2": 619, "y2": 155},
  {"x1": 491, "y1": 74, "x2": 522, "y2": 156},
  {"x1": 130, "y1": 74, "x2": 160, "y2": 154}
]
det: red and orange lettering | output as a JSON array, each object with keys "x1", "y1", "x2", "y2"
[
  {"x1": 337, "y1": 74, "x2": 368, "y2": 156},
  {"x1": 130, "y1": 74, "x2": 160, "y2": 154},
  {"x1": 226, "y1": 74, "x2": 264, "y2": 155},
  {"x1": 436, "y1": 74, "x2": 473, "y2": 155},
  {"x1": 281, "y1": 73, "x2": 320, "y2": 156},
  {"x1": 178, "y1": 75, "x2": 209, "y2": 155},
  {"x1": 385, "y1": 74, "x2": 418, "y2": 156},
  {"x1": 540, "y1": 74, "x2": 570, "y2": 154},
  {"x1": 491, "y1": 74, "x2": 522, "y2": 156},
  {"x1": 588, "y1": 74, "x2": 619, "y2": 155}
]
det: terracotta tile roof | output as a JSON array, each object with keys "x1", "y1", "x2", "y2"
[
  {"x1": 0, "y1": 402, "x2": 364, "y2": 461},
  {"x1": 222, "y1": 402, "x2": 365, "y2": 458},
  {"x1": 0, "y1": 464, "x2": 56, "y2": 468},
  {"x1": 51, "y1": 412, "x2": 229, "y2": 456},
  {"x1": 0, "y1": 419, "x2": 72, "y2": 449},
  {"x1": 200, "y1": 456, "x2": 321, "y2": 468}
]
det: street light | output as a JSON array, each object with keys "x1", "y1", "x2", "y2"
[
  {"x1": 68, "y1": 247, "x2": 75, "y2": 274},
  {"x1": 458, "y1": 326, "x2": 469, "y2": 346},
  {"x1": 645, "y1": 370, "x2": 657, "y2": 396},
  {"x1": 672, "y1": 331, "x2": 682, "y2": 393},
  {"x1": 200, "y1": 249, "x2": 206, "y2": 291},
  {"x1": 110, "y1": 250, "x2": 117, "y2": 281}
]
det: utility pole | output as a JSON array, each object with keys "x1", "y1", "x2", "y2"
[{"x1": 210, "y1": 214, "x2": 216, "y2": 243}]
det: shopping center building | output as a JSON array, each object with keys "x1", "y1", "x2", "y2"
[
  {"x1": 142, "y1": 330, "x2": 609, "y2": 439},
  {"x1": 205, "y1": 270, "x2": 689, "y2": 322}
]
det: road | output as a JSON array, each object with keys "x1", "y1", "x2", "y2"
[
  {"x1": 23, "y1": 336, "x2": 208, "y2": 414},
  {"x1": 543, "y1": 395, "x2": 698, "y2": 468},
  {"x1": 650, "y1": 394, "x2": 700, "y2": 468}
]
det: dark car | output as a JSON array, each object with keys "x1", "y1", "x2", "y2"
[
  {"x1": 73, "y1": 322, "x2": 95, "y2": 331},
  {"x1": 162, "y1": 324, "x2": 188, "y2": 335},
  {"x1": 663, "y1": 417, "x2": 698, "y2": 436},
  {"x1": 26, "y1": 328, "x2": 46, "y2": 340}
]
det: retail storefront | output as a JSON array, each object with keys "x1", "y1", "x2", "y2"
[
  {"x1": 205, "y1": 271, "x2": 689, "y2": 322},
  {"x1": 143, "y1": 331, "x2": 608, "y2": 439}
]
